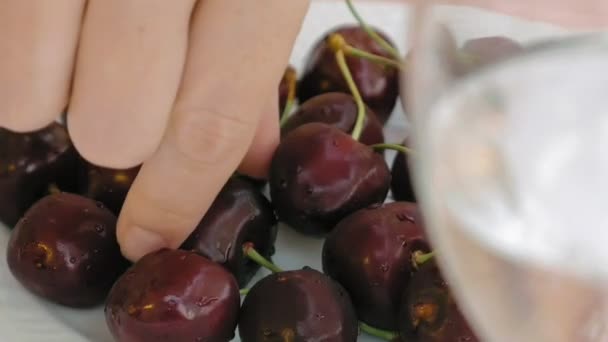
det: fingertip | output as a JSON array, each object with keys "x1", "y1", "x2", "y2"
[{"x1": 117, "y1": 219, "x2": 170, "y2": 262}]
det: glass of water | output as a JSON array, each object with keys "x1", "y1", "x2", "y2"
[{"x1": 404, "y1": 1, "x2": 608, "y2": 341}]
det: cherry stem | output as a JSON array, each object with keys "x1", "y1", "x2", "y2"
[
  {"x1": 279, "y1": 68, "x2": 298, "y2": 127},
  {"x1": 242, "y1": 242, "x2": 283, "y2": 273},
  {"x1": 239, "y1": 288, "x2": 249, "y2": 296},
  {"x1": 359, "y1": 322, "x2": 399, "y2": 341},
  {"x1": 328, "y1": 33, "x2": 366, "y2": 141},
  {"x1": 343, "y1": 45, "x2": 404, "y2": 70},
  {"x1": 47, "y1": 183, "x2": 61, "y2": 195},
  {"x1": 371, "y1": 143, "x2": 413, "y2": 155},
  {"x1": 345, "y1": 0, "x2": 402, "y2": 61},
  {"x1": 413, "y1": 250, "x2": 436, "y2": 267}
]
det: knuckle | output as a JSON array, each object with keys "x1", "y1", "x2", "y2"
[{"x1": 170, "y1": 106, "x2": 256, "y2": 167}]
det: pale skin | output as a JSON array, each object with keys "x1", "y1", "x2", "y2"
[{"x1": 0, "y1": 0, "x2": 603, "y2": 262}]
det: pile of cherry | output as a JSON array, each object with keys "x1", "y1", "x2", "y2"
[{"x1": 1, "y1": 4, "x2": 524, "y2": 341}]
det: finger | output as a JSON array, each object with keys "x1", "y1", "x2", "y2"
[
  {"x1": 237, "y1": 93, "x2": 281, "y2": 180},
  {"x1": 0, "y1": 0, "x2": 85, "y2": 132},
  {"x1": 117, "y1": 0, "x2": 311, "y2": 261},
  {"x1": 67, "y1": 0, "x2": 196, "y2": 169}
]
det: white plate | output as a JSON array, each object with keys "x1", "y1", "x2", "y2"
[
  {"x1": 0, "y1": 1, "x2": 568, "y2": 341},
  {"x1": 0, "y1": 2, "x2": 408, "y2": 341}
]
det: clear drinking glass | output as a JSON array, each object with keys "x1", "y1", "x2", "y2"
[{"x1": 404, "y1": 2, "x2": 608, "y2": 341}]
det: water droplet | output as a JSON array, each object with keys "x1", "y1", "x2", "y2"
[
  {"x1": 167, "y1": 299, "x2": 178, "y2": 307},
  {"x1": 21, "y1": 217, "x2": 29, "y2": 224},
  {"x1": 35, "y1": 262, "x2": 44, "y2": 269},
  {"x1": 322, "y1": 106, "x2": 331, "y2": 116},
  {"x1": 315, "y1": 313, "x2": 325, "y2": 320},
  {"x1": 279, "y1": 179, "x2": 287, "y2": 189},
  {"x1": 94, "y1": 224, "x2": 104, "y2": 233},
  {"x1": 398, "y1": 235, "x2": 408, "y2": 247},
  {"x1": 380, "y1": 264, "x2": 389, "y2": 272},
  {"x1": 296, "y1": 166, "x2": 303, "y2": 174},
  {"x1": 196, "y1": 338, "x2": 206, "y2": 342},
  {"x1": 69, "y1": 257, "x2": 76, "y2": 264},
  {"x1": 95, "y1": 201, "x2": 105, "y2": 209},
  {"x1": 277, "y1": 275, "x2": 287, "y2": 282},
  {"x1": 85, "y1": 265, "x2": 92, "y2": 271},
  {"x1": 179, "y1": 254, "x2": 187, "y2": 261},
  {"x1": 396, "y1": 212, "x2": 415, "y2": 223},
  {"x1": 196, "y1": 297, "x2": 218, "y2": 307},
  {"x1": 459, "y1": 337, "x2": 472, "y2": 342},
  {"x1": 52, "y1": 266, "x2": 57, "y2": 271},
  {"x1": 83, "y1": 208, "x2": 90, "y2": 213}
]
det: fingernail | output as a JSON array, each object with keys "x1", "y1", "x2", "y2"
[{"x1": 120, "y1": 226, "x2": 168, "y2": 262}]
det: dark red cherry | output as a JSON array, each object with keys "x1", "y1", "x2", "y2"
[
  {"x1": 238, "y1": 267, "x2": 359, "y2": 342},
  {"x1": 391, "y1": 140, "x2": 416, "y2": 202},
  {"x1": 78, "y1": 159, "x2": 140, "y2": 215},
  {"x1": 0, "y1": 123, "x2": 79, "y2": 227},
  {"x1": 298, "y1": 25, "x2": 400, "y2": 124},
  {"x1": 105, "y1": 249, "x2": 240, "y2": 342},
  {"x1": 281, "y1": 92, "x2": 384, "y2": 146},
  {"x1": 6, "y1": 192, "x2": 129, "y2": 307},
  {"x1": 322, "y1": 202, "x2": 430, "y2": 330},
  {"x1": 399, "y1": 259, "x2": 479, "y2": 341},
  {"x1": 269, "y1": 123, "x2": 390, "y2": 236},
  {"x1": 180, "y1": 176, "x2": 277, "y2": 287}
]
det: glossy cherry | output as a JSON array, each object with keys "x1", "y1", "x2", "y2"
[
  {"x1": 391, "y1": 140, "x2": 416, "y2": 202},
  {"x1": 298, "y1": 25, "x2": 400, "y2": 124},
  {"x1": 238, "y1": 267, "x2": 359, "y2": 342},
  {"x1": 322, "y1": 201, "x2": 431, "y2": 330},
  {"x1": 105, "y1": 249, "x2": 240, "y2": 342},
  {"x1": 269, "y1": 122, "x2": 390, "y2": 236},
  {"x1": 281, "y1": 92, "x2": 384, "y2": 146},
  {"x1": 180, "y1": 176, "x2": 277, "y2": 287},
  {"x1": 78, "y1": 159, "x2": 140, "y2": 215},
  {"x1": 6, "y1": 193, "x2": 128, "y2": 307},
  {"x1": 399, "y1": 259, "x2": 479, "y2": 341},
  {"x1": 0, "y1": 123, "x2": 79, "y2": 227}
]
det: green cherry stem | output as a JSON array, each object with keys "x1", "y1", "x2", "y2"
[
  {"x1": 343, "y1": 45, "x2": 404, "y2": 70},
  {"x1": 360, "y1": 322, "x2": 400, "y2": 341},
  {"x1": 329, "y1": 34, "x2": 366, "y2": 141},
  {"x1": 371, "y1": 143, "x2": 414, "y2": 155},
  {"x1": 239, "y1": 288, "x2": 250, "y2": 296},
  {"x1": 242, "y1": 242, "x2": 283, "y2": 273},
  {"x1": 345, "y1": 0, "x2": 402, "y2": 61},
  {"x1": 279, "y1": 68, "x2": 298, "y2": 127},
  {"x1": 413, "y1": 250, "x2": 436, "y2": 268}
]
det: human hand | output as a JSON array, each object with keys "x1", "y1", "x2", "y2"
[{"x1": 0, "y1": 0, "x2": 310, "y2": 261}]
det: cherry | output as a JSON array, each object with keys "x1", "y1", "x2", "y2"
[
  {"x1": 105, "y1": 249, "x2": 240, "y2": 342},
  {"x1": 399, "y1": 259, "x2": 479, "y2": 341},
  {"x1": 281, "y1": 92, "x2": 384, "y2": 146},
  {"x1": 391, "y1": 140, "x2": 416, "y2": 202},
  {"x1": 238, "y1": 267, "x2": 359, "y2": 342},
  {"x1": 180, "y1": 176, "x2": 278, "y2": 287},
  {"x1": 269, "y1": 122, "x2": 390, "y2": 236},
  {"x1": 6, "y1": 192, "x2": 128, "y2": 308},
  {"x1": 78, "y1": 159, "x2": 140, "y2": 216},
  {"x1": 0, "y1": 123, "x2": 79, "y2": 227},
  {"x1": 298, "y1": 25, "x2": 400, "y2": 124},
  {"x1": 279, "y1": 65, "x2": 297, "y2": 115},
  {"x1": 322, "y1": 202, "x2": 431, "y2": 330}
]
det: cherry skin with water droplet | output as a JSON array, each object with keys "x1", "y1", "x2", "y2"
[
  {"x1": 6, "y1": 192, "x2": 129, "y2": 307},
  {"x1": 391, "y1": 140, "x2": 416, "y2": 202},
  {"x1": 281, "y1": 92, "x2": 384, "y2": 146},
  {"x1": 78, "y1": 158, "x2": 140, "y2": 215},
  {"x1": 322, "y1": 201, "x2": 430, "y2": 330},
  {"x1": 238, "y1": 267, "x2": 358, "y2": 342},
  {"x1": 105, "y1": 249, "x2": 240, "y2": 342},
  {"x1": 398, "y1": 259, "x2": 479, "y2": 341},
  {"x1": 180, "y1": 176, "x2": 277, "y2": 287},
  {"x1": 269, "y1": 123, "x2": 390, "y2": 236},
  {"x1": 0, "y1": 122, "x2": 79, "y2": 228},
  {"x1": 298, "y1": 25, "x2": 400, "y2": 124}
]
